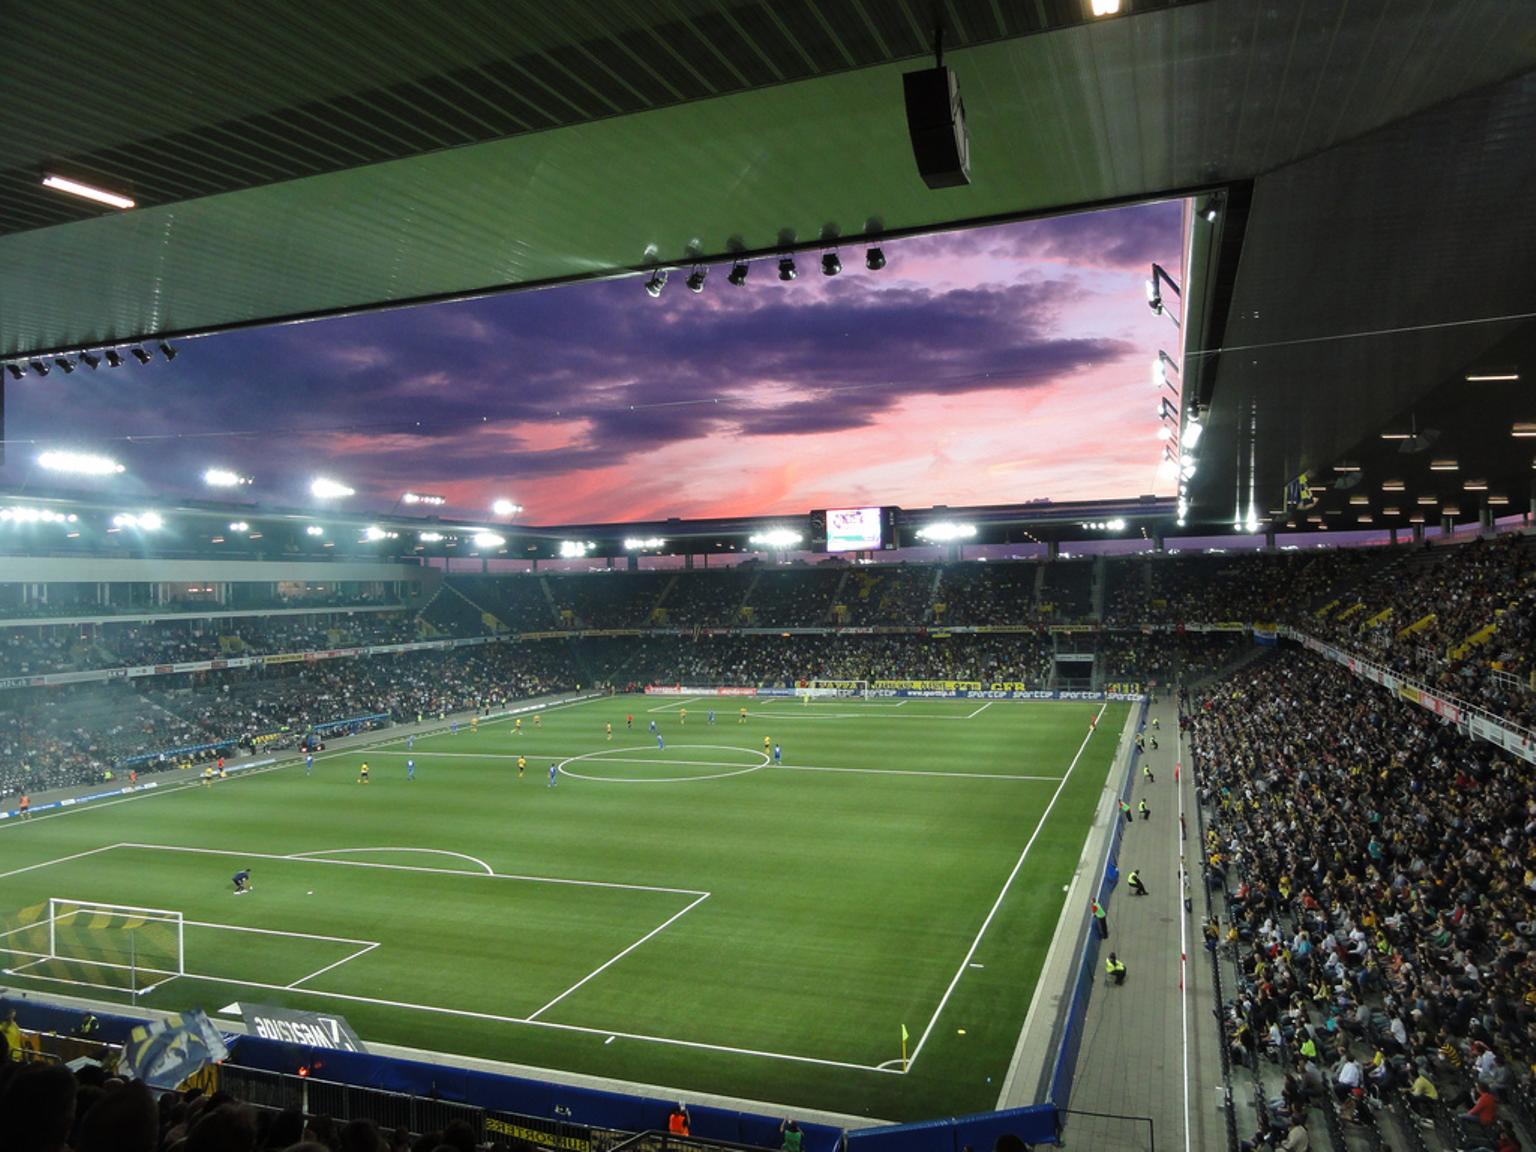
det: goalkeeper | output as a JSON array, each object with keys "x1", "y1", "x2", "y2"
[{"x1": 232, "y1": 868, "x2": 253, "y2": 895}]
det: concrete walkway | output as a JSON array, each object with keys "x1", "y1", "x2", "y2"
[{"x1": 1056, "y1": 692, "x2": 1227, "y2": 1151}]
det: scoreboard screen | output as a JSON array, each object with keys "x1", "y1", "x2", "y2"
[{"x1": 820, "y1": 506, "x2": 895, "y2": 552}]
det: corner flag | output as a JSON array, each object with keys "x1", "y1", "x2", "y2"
[{"x1": 901, "y1": 1023, "x2": 909, "y2": 1071}]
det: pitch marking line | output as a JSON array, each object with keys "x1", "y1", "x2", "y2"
[
  {"x1": 289, "y1": 847, "x2": 494, "y2": 875},
  {"x1": 647, "y1": 696, "x2": 706, "y2": 713},
  {"x1": 287, "y1": 941, "x2": 381, "y2": 991},
  {"x1": 0, "y1": 843, "x2": 120, "y2": 881},
  {"x1": 904, "y1": 701, "x2": 1107, "y2": 1072},
  {"x1": 525, "y1": 891, "x2": 711, "y2": 1021},
  {"x1": 965, "y1": 701, "x2": 995, "y2": 720},
  {"x1": 773, "y1": 764, "x2": 1061, "y2": 782},
  {"x1": 115, "y1": 843, "x2": 709, "y2": 897}
]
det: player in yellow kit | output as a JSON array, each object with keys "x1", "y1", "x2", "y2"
[{"x1": 517, "y1": 755, "x2": 526, "y2": 779}]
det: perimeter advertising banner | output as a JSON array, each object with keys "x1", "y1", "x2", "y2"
[{"x1": 240, "y1": 1003, "x2": 367, "y2": 1053}]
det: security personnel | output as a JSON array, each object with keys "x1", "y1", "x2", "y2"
[
  {"x1": 1106, "y1": 953, "x2": 1126, "y2": 985},
  {"x1": 1128, "y1": 869, "x2": 1148, "y2": 896},
  {"x1": 1138, "y1": 798, "x2": 1151, "y2": 821},
  {"x1": 1119, "y1": 800, "x2": 1133, "y2": 824}
]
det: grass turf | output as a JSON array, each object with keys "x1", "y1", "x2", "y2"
[{"x1": 0, "y1": 693, "x2": 1125, "y2": 1122}]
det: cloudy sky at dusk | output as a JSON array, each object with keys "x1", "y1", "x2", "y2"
[{"x1": 0, "y1": 200, "x2": 1185, "y2": 526}]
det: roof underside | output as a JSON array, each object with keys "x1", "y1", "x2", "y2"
[{"x1": 2, "y1": 0, "x2": 1534, "y2": 529}]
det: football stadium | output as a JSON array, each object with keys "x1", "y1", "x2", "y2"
[{"x1": 1, "y1": 4, "x2": 1535, "y2": 1152}]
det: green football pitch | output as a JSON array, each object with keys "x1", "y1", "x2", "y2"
[{"x1": 0, "y1": 693, "x2": 1127, "y2": 1122}]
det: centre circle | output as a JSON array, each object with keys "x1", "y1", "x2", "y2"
[{"x1": 557, "y1": 744, "x2": 770, "y2": 783}]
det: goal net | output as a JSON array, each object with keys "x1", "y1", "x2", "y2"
[
  {"x1": 803, "y1": 680, "x2": 869, "y2": 700},
  {"x1": 1, "y1": 899, "x2": 184, "y2": 994}
]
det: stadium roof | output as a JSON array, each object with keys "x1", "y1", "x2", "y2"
[{"x1": 2, "y1": 0, "x2": 1533, "y2": 532}]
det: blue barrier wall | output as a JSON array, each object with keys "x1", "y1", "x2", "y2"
[
  {"x1": 1044, "y1": 698, "x2": 1147, "y2": 1111},
  {"x1": 846, "y1": 1105, "x2": 1059, "y2": 1152}
]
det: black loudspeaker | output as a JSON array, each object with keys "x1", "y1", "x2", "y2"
[{"x1": 903, "y1": 66, "x2": 970, "y2": 189}]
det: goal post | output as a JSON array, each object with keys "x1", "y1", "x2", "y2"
[
  {"x1": 804, "y1": 679, "x2": 869, "y2": 700},
  {"x1": 38, "y1": 898, "x2": 185, "y2": 991}
]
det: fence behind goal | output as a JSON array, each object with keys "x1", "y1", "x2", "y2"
[{"x1": 0, "y1": 899, "x2": 183, "y2": 995}]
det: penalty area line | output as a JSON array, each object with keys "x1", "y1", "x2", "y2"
[
  {"x1": 525, "y1": 891, "x2": 710, "y2": 1021},
  {"x1": 286, "y1": 941, "x2": 381, "y2": 991},
  {"x1": 905, "y1": 701, "x2": 1107, "y2": 1071}
]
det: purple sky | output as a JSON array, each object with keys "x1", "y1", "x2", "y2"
[{"x1": 0, "y1": 200, "x2": 1186, "y2": 525}]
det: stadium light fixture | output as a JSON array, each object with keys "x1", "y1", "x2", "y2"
[
  {"x1": 0, "y1": 506, "x2": 73, "y2": 524},
  {"x1": 1487, "y1": 494, "x2": 1510, "y2": 505},
  {"x1": 112, "y1": 511, "x2": 162, "y2": 530},
  {"x1": 474, "y1": 532, "x2": 506, "y2": 548},
  {"x1": 203, "y1": 468, "x2": 249, "y2": 488},
  {"x1": 305, "y1": 525, "x2": 325, "y2": 537},
  {"x1": 777, "y1": 256, "x2": 797, "y2": 282},
  {"x1": 865, "y1": 247, "x2": 886, "y2": 271},
  {"x1": 4, "y1": 363, "x2": 23, "y2": 380},
  {"x1": 491, "y1": 499, "x2": 522, "y2": 517},
  {"x1": 362, "y1": 525, "x2": 396, "y2": 541},
  {"x1": 1381, "y1": 480, "x2": 1405, "y2": 491},
  {"x1": 310, "y1": 477, "x2": 355, "y2": 498},
  {"x1": 158, "y1": 342, "x2": 178, "y2": 361},
  {"x1": 1146, "y1": 263, "x2": 1181, "y2": 325},
  {"x1": 41, "y1": 173, "x2": 136, "y2": 210},
  {"x1": 1089, "y1": 0, "x2": 1121, "y2": 15},
  {"x1": 624, "y1": 537, "x2": 665, "y2": 550},
  {"x1": 1183, "y1": 413, "x2": 1204, "y2": 449},
  {"x1": 1416, "y1": 495, "x2": 1439, "y2": 504},
  {"x1": 104, "y1": 350, "x2": 123, "y2": 368},
  {"x1": 686, "y1": 267, "x2": 707, "y2": 293},
  {"x1": 749, "y1": 528, "x2": 803, "y2": 548},
  {"x1": 78, "y1": 351, "x2": 100, "y2": 370},
  {"x1": 1463, "y1": 480, "x2": 1488, "y2": 491},
  {"x1": 130, "y1": 347, "x2": 152, "y2": 365},
  {"x1": 1349, "y1": 495, "x2": 1369, "y2": 505},
  {"x1": 1201, "y1": 194, "x2": 1222, "y2": 223},
  {"x1": 419, "y1": 531, "x2": 445, "y2": 543},
  {"x1": 1429, "y1": 460, "x2": 1458, "y2": 471},
  {"x1": 38, "y1": 450, "x2": 125, "y2": 475},
  {"x1": 1442, "y1": 506, "x2": 1461, "y2": 517},
  {"x1": 1158, "y1": 397, "x2": 1178, "y2": 421},
  {"x1": 53, "y1": 357, "x2": 75, "y2": 374},
  {"x1": 29, "y1": 360, "x2": 49, "y2": 377},
  {"x1": 916, "y1": 522, "x2": 976, "y2": 543},
  {"x1": 1466, "y1": 371, "x2": 1518, "y2": 382},
  {"x1": 821, "y1": 251, "x2": 841, "y2": 277},
  {"x1": 400, "y1": 491, "x2": 446, "y2": 506},
  {"x1": 1512, "y1": 423, "x2": 1536, "y2": 438},
  {"x1": 644, "y1": 269, "x2": 668, "y2": 298},
  {"x1": 727, "y1": 261, "x2": 749, "y2": 286},
  {"x1": 557, "y1": 539, "x2": 591, "y2": 557},
  {"x1": 228, "y1": 521, "x2": 250, "y2": 533}
]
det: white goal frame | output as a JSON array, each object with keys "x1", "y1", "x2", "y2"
[
  {"x1": 804, "y1": 680, "x2": 869, "y2": 700},
  {"x1": 46, "y1": 897, "x2": 186, "y2": 982}
]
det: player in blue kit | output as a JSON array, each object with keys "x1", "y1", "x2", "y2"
[
  {"x1": 304, "y1": 753, "x2": 314, "y2": 776},
  {"x1": 548, "y1": 762, "x2": 558, "y2": 787},
  {"x1": 773, "y1": 743, "x2": 782, "y2": 764},
  {"x1": 657, "y1": 734, "x2": 665, "y2": 750},
  {"x1": 407, "y1": 734, "x2": 415, "y2": 751},
  {"x1": 232, "y1": 868, "x2": 252, "y2": 894},
  {"x1": 407, "y1": 758, "x2": 415, "y2": 780}
]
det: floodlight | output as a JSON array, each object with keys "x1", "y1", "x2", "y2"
[
  {"x1": 158, "y1": 342, "x2": 178, "y2": 361},
  {"x1": 1183, "y1": 416, "x2": 1203, "y2": 449},
  {"x1": 1466, "y1": 372, "x2": 1519, "y2": 382},
  {"x1": 401, "y1": 492, "x2": 446, "y2": 506},
  {"x1": 113, "y1": 511, "x2": 164, "y2": 531},
  {"x1": 29, "y1": 360, "x2": 49, "y2": 377},
  {"x1": 557, "y1": 540, "x2": 591, "y2": 557},
  {"x1": 1201, "y1": 195, "x2": 1222, "y2": 223},
  {"x1": 1513, "y1": 423, "x2": 1536, "y2": 438},
  {"x1": 41, "y1": 173, "x2": 136, "y2": 210},
  {"x1": 38, "y1": 450, "x2": 124, "y2": 475},
  {"x1": 78, "y1": 351, "x2": 100, "y2": 370},
  {"x1": 203, "y1": 468, "x2": 245, "y2": 488},
  {"x1": 1428, "y1": 460, "x2": 1458, "y2": 471},
  {"x1": 916, "y1": 522, "x2": 976, "y2": 543},
  {"x1": 228, "y1": 521, "x2": 249, "y2": 533},
  {"x1": 1089, "y1": 0, "x2": 1121, "y2": 14},
  {"x1": 748, "y1": 528, "x2": 803, "y2": 548},
  {"x1": 310, "y1": 477, "x2": 355, "y2": 498},
  {"x1": 492, "y1": 499, "x2": 522, "y2": 516},
  {"x1": 104, "y1": 350, "x2": 123, "y2": 368},
  {"x1": 686, "y1": 267, "x2": 707, "y2": 293},
  {"x1": 473, "y1": 532, "x2": 506, "y2": 548},
  {"x1": 305, "y1": 525, "x2": 325, "y2": 537},
  {"x1": 644, "y1": 269, "x2": 668, "y2": 298},
  {"x1": 130, "y1": 347, "x2": 152, "y2": 365},
  {"x1": 624, "y1": 537, "x2": 665, "y2": 550},
  {"x1": 777, "y1": 257, "x2": 797, "y2": 281},
  {"x1": 727, "y1": 262, "x2": 749, "y2": 286},
  {"x1": 865, "y1": 247, "x2": 886, "y2": 271},
  {"x1": 4, "y1": 364, "x2": 22, "y2": 380},
  {"x1": 821, "y1": 252, "x2": 841, "y2": 276},
  {"x1": 363, "y1": 525, "x2": 387, "y2": 541},
  {"x1": 53, "y1": 358, "x2": 75, "y2": 374},
  {"x1": 419, "y1": 531, "x2": 444, "y2": 543}
]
